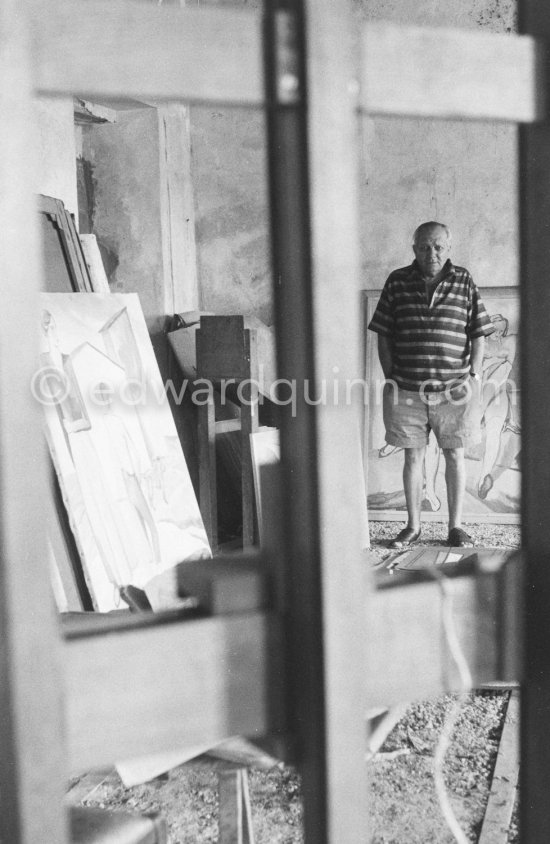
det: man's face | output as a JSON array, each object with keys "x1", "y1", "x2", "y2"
[{"x1": 413, "y1": 226, "x2": 451, "y2": 278}]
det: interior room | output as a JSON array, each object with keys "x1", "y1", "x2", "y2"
[{"x1": 1, "y1": 0, "x2": 548, "y2": 842}]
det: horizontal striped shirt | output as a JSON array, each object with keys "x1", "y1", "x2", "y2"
[{"x1": 368, "y1": 260, "x2": 495, "y2": 392}]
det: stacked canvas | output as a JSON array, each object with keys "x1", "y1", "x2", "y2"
[{"x1": 38, "y1": 292, "x2": 211, "y2": 611}]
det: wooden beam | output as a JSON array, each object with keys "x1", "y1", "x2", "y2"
[
  {"x1": 264, "y1": 1, "x2": 330, "y2": 837},
  {"x1": 0, "y1": 3, "x2": 67, "y2": 841},
  {"x1": 30, "y1": 0, "x2": 263, "y2": 105},
  {"x1": 64, "y1": 612, "x2": 279, "y2": 774},
  {"x1": 367, "y1": 555, "x2": 519, "y2": 707},
  {"x1": 360, "y1": 22, "x2": 543, "y2": 123},
  {"x1": 158, "y1": 104, "x2": 199, "y2": 314},
  {"x1": 177, "y1": 555, "x2": 267, "y2": 615},
  {"x1": 73, "y1": 98, "x2": 118, "y2": 125},
  {"x1": 305, "y1": 0, "x2": 370, "y2": 840},
  {"x1": 518, "y1": 3, "x2": 550, "y2": 840}
]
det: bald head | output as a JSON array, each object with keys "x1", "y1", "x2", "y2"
[
  {"x1": 413, "y1": 221, "x2": 452, "y2": 246},
  {"x1": 412, "y1": 222, "x2": 452, "y2": 278}
]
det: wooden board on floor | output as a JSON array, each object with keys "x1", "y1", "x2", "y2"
[
  {"x1": 478, "y1": 689, "x2": 520, "y2": 843},
  {"x1": 65, "y1": 769, "x2": 116, "y2": 806},
  {"x1": 218, "y1": 769, "x2": 254, "y2": 844}
]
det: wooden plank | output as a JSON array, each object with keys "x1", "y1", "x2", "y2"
[
  {"x1": 73, "y1": 98, "x2": 118, "y2": 125},
  {"x1": 368, "y1": 573, "x2": 497, "y2": 706},
  {"x1": 478, "y1": 690, "x2": 520, "y2": 843},
  {"x1": 206, "y1": 736, "x2": 279, "y2": 771},
  {"x1": 64, "y1": 612, "x2": 279, "y2": 774},
  {"x1": 215, "y1": 419, "x2": 242, "y2": 434},
  {"x1": 157, "y1": 105, "x2": 199, "y2": 314},
  {"x1": 177, "y1": 555, "x2": 267, "y2": 615},
  {"x1": 367, "y1": 548, "x2": 521, "y2": 706},
  {"x1": 518, "y1": 3, "x2": 550, "y2": 839},
  {"x1": 241, "y1": 329, "x2": 259, "y2": 547},
  {"x1": 54, "y1": 200, "x2": 83, "y2": 290},
  {"x1": 218, "y1": 769, "x2": 255, "y2": 844},
  {"x1": 30, "y1": 0, "x2": 263, "y2": 105},
  {"x1": 367, "y1": 551, "x2": 519, "y2": 707},
  {"x1": 196, "y1": 316, "x2": 252, "y2": 382},
  {"x1": 69, "y1": 806, "x2": 167, "y2": 844},
  {"x1": 198, "y1": 398, "x2": 217, "y2": 549},
  {"x1": 264, "y1": 3, "x2": 330, "y2": 838},
  {"x1": 38, "y1": 193, "x2": 61, "y2": 215},
  {"x1": 39, "y1": 197, "x2": 77, "y2": 293},
  {"x1": 0, "y1": 2, "x2": 67, "y2": 841},
  {"x1": 39, "y1": 196, "x2": 92, "y2": 292},
  {"x1": 60, "y1": 207, "x2": 94, "y2": 291},
  {"x1": 360, "y1": 22, "x2": 543, "y2": 123},
  {"x1": 304, "y1": 0, "x2": 370, "y2": 840},
  {"x1": 65, "y1": 768, "x2": 115, "y2": 806}
]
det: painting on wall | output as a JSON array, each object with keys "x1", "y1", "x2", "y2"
[
  {"x1": 38, "y1": 292, "x2": 211, "y2": 611},
  {"x1": 362, "y1": 287, "x2": 520, "y2": 524}
]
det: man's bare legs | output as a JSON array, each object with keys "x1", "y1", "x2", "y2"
[
  {"x1": 423, "y1": 435, "x2": 441, "y2": 512},
  {"x1": 396, "y1": 445, "x2": 470, "y2": 547},
  {"x1": 443, "y1": 447, "x2": 466, "y2": 530},
  {"x1": 401, "y1": 445, "x2": 469, "y2": 539},
  {"x1": 403, "y1": 446, "x2": 426, "y2": 532}
]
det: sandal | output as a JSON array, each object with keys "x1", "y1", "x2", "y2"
[
  {"x1": 390, "y1": 526, "x2": 421, "y2": 549},
  {"x1": 447, "y1": 527, "x2": 474, "y2": 547}
]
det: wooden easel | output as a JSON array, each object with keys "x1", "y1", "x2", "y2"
[
  {"x1": 196, "y1": 315, "x2": 259, "y2": 550},
  {"x1": 6, "y1": 1, "x2": 547, "y2": 843},
  {"x1": 60, "y1": 553, "x2": 267, "y2": 843}
]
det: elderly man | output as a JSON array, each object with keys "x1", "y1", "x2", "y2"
[{"x1": 368, "y1": 221, "x2": 495, "y2": 548}]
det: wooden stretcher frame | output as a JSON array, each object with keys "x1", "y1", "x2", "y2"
[
  {"x1": 38, "y1": 194, "x2": 94, "y2": 293},
  {"x1": 0, "y1": 0, "x2": 549, "y2": 841}
]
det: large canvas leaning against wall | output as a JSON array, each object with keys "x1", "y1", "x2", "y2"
[
  {"x1": 38, "y1": 293, "x2": 211, "y2": 611},
  {"x1": 363, "y1": 287, "x2": 520, "y2": 524}
]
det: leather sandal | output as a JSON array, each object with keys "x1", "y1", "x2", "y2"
[
  {"x1": 389, "y1": 526, "x2": 421, "y2": 549},
  {"x1": 447, "y1": 527, "x2": 474, "y2": 547}
]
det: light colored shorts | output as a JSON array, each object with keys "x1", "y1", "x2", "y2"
[{"x1": 382, "y1": 379, "x2": 482, "y2": 449}]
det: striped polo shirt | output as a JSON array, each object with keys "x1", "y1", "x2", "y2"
[{"x1": 368, "y1": 260, "x2": 495, "y2": 392}]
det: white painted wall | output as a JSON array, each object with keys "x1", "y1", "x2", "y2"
[{"x1": 34, "y1": 97, "x2": 78, "y2": 221}]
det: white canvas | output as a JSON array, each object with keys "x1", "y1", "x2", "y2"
[
  {"x1": 38, "y1": 292, "x2": 211, "y2": 611},
  {"x1": 250, "y1": 427, "x2": 280, "y2": 544}
]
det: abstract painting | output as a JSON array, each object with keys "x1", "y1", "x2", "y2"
[
  {"x1": 363, "y1": 287, "x2": 520, "y2": 523},
  {"x1": 38, "y1": 293, "x2": 211, "y2": 611}
]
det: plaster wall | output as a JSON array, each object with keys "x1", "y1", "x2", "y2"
[
  {"x1": 82, "y1": 107, "x2": 166, "y2": 336},
  {"x1": 191, "y1": 106, "x2": 272, "y2": 325},
  {"x1": 190, "y1": 0, "x2": 518, "y2": 324},
  {"x1": 355, "y1": 0, "x2": 519, "y2": 288},
  {"x1": 35, "y1": 97, "x2": 78, "y2": 219},
  {"x1": 188, "y1": 0, "x2": 272, "y2": 325},
  {"x1": 361, "y1": 117, "x2": 518, "y2": 288}
]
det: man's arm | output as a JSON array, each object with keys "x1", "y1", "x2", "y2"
[
  {"x1": 470, "y1": 335, "x2": 485, "y2": 375},
  {"x1": 377, "y1": 334, "x2": 394, "y2": 379}
]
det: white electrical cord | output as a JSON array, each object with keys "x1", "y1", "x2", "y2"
[{"x1": 432, "y1": 568, "x2": 473, "y2": 844}]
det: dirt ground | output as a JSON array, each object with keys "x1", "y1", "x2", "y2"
[{"x1": 76, "y1": 521, "x2": 520, "y2": 843}]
